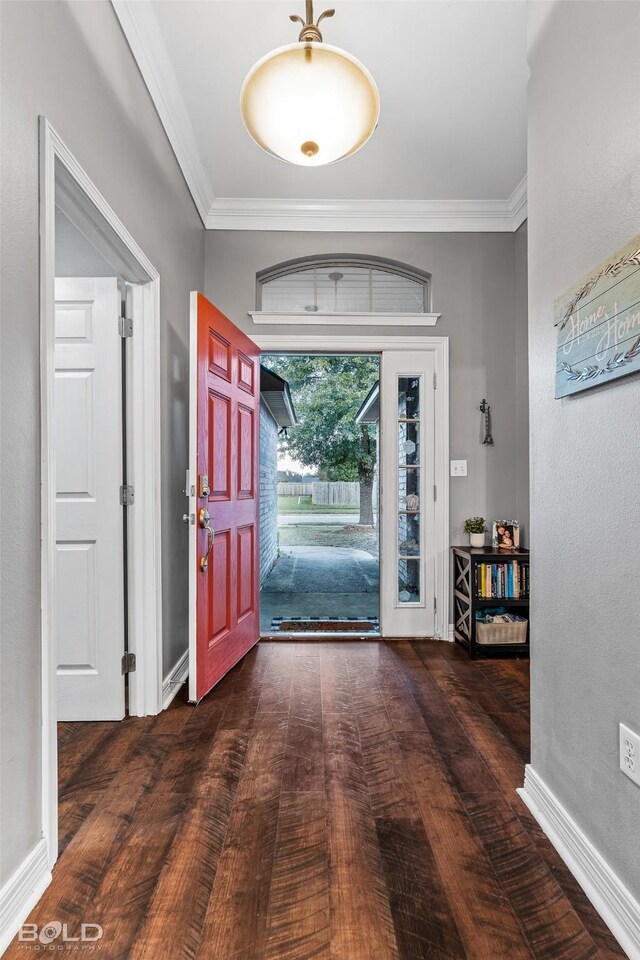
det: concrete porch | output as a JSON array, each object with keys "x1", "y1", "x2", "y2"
[{"x1": 260, "y1": 545, "x2": 379, "y2": 632}]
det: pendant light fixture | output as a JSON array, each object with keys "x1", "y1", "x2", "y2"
[{"x1": 240, "y1": 1, "x2": 380, "y2": 166}]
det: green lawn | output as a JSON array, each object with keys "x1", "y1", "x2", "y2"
[
  {"x1": 277, "y1": 495, "x2": 359, "y2": 514},
  {"x1": 278, "y1": 523, "x2": 378, "y2": 556}
]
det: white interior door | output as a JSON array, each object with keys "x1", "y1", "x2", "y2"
[
  {"x1": 380, "y1": 351, "x2": 436, "y2": 636},
  {"x1": 55, "y1": 278, "x2": 126, "y2": 720}
]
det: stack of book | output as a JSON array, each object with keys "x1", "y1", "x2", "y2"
[{"x1": 475, "y1": 561, "x2": 529, "y2": 599}]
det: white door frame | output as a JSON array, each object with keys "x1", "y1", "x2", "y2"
[
  {"x1": 39, "y1": 118, "x2": 163, "y2": 869},
  {"x1": 255, "y1": 334, "x2": 449, "y2": 641}
]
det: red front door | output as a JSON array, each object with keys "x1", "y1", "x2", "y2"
[{"x1": 188, "y1": 292, "x2": 260, "y2": 702}]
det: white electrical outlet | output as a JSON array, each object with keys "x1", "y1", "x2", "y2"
[
  {"x1": 450, "y1": 460, "x2": 468, "y2": 477},
  {"x1": 619, "y1": 723, "x2": 640, "y2": 786}
]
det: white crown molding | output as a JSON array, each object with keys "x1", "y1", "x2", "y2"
[
  {"x1": 112, "y1": 1, "x2": 527, "y2": 234},
  {"x1": 0, "y1": 839, "x2": 51, "y2": 954},
  {"x1": 509, "y1": 175, "x2": 528, "y2": 230},
  {"x1": 207, "y1": 187, "x2": 528, "y2": 233},
  {"x1": 111, "y1": 0, "x2": 214, "y2": 225},
  {"x1": 249, "y1": 311, "x2": 441, "y2": 326},
  {"x1": 519, "y1": 766, "x2": 640, "y2": 960}
]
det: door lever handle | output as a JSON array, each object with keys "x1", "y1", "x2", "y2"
[{"x1": 199, "y1": 508, "x2": 214, "y2": 572}]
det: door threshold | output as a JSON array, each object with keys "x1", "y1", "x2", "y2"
[{"x1": 260, "y1": 632, "x2": 381, "y2": 641}]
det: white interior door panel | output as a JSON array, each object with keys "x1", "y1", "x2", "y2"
[{"x1": 55, "y1": 277, "x2": 125, "y2": 720}]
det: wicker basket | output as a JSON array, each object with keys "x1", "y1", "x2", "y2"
[{"x1": 476, "y1": 620, "x2": 528, "y2": 645}]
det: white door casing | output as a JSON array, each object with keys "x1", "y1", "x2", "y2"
[
  {"x1": 253, "y1": 334, "x2": 449, "y2": 640},
  {"x1": 54, "y1": 278, "x2": 125, "y2": 720},
  {"x1": 39, "y1": 118, "x2": 163, "y2": 885},
  {"x1": 381, "y1": 350, "x2": 436, "y2": 636}
]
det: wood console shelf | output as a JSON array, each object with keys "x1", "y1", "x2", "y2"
[{"x1": 451, "y1": 546, "x2": 530, "y2": 659}]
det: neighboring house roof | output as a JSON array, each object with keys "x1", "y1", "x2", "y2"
[
  {"x1": 260, "y1": 365, "x2": 298, "y2": 428},
  {"x1": 355, "y1": 381, "x2": 379, "y2": 424}
]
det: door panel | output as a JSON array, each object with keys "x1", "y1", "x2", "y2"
[
  {"x1": 210, "y1": 531, "x2": 231, "y2": 643},
  {"x1": 237, "y1": 404, "x2": 255, "y2": 497},
  {"x1": 189, "y1": 293, "x2": 261, "y2": 702},
  {"x1": 56, "y1": 541, "x2": 97, "y2": 667},
  {"x1": 210, "y1": 391, "x2": 231, "y2": 498},
  {"x1": 237, "y1": 525, "x2": 255, "y2": 620},
  {"x1": 55, "y1": 277, "x2": 125, "y2": 720}
]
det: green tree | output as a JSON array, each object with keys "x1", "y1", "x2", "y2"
[{"x1": 267, "y1": 355, "x2": 379, "y2": 525}]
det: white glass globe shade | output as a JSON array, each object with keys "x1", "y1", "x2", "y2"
[{"x1": 240, "y1": 42, "x2": 380, "y2": 166}]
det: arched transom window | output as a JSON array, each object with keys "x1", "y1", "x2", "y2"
[{"x1": 256, "y1": 256, "x2": 432, "y2": 317}]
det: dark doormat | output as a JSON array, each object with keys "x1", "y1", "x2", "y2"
[{"x1": 270, "y1": 616, "x2": 379, "y2": 633}]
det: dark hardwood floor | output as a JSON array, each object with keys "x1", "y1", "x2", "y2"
[{"x1": 7, "y1": 640, "x2": 626, "y2": 959}]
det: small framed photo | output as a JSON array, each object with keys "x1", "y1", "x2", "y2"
[{"x1": 492, "y1": 520, "x2": 520, "y2": 550}]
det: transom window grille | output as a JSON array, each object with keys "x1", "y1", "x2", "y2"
[{"x1": 257, "y1": 258, "x2": 430, "y2": 314}]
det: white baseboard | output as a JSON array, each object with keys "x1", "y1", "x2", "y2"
[
  {"x1": 518, "y1": 766, "x2": 640, "y2": 960},
  {"x1": 0, "y1": 838, "x2": 51, "y2": 954},
  {"x1": 161, "y1": 649, "x2": 189, "y2": 710},
  {"x1": 448, "y1": 623, "x2": 455, "y2": 642}
]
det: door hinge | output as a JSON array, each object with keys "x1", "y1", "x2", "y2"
[
  {"x1": 433, "y1": 371, "x2": 437, "y2": 390},
  {"x1": 119, "y1": 484, "x2": 135, "y2": 506},
  {"x1": 434, "y1": 596, "x2": 437, "y2": 614},
  {"x1": 121, "y1": 652, "x2": 136, "y2": 674},
  {"x1": 118, "y1": 316, "x2": 133, "y2": 338},
  {"x1": 433, "y1": 484, "x2": 437, "y2": 501}
]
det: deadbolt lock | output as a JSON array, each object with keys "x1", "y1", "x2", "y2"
[{"x1": 199, "y1": 474, "x2": 210, "y2": 498}]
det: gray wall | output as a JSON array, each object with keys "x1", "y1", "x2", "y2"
[
  {"x1": 0, "y1": 0, "x2": 204, "y2": 883},
  {"x1": 55, "y1": 208, "x2": 116, "y2": 277},
  {"x1": 205, "y1": 230, "x2": 529, "y2": 549},
  {"x1": 528, "y1": 1, "x2": 640, "y2": 899},
  {"x1": 259, "y1": 399, "x2": 278, "y2": 585}
]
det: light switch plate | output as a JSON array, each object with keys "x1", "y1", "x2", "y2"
[{"x1": 450, "y1": 460, "x2": 468, "y2": 477}]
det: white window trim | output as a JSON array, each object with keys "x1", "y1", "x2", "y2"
[
  {"x1": 39, "y1": 118, "x2": 163, "y2": 873},
  {"x1": 249, "y1": 311, "x2": 441, "y2": 327},
  {"x1": 255, "y1": 333, "x2": 449, "y2": 642}
]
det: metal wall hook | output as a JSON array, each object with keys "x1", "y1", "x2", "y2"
[{"x1": 479, "y1": 399, "x2": 494, "y2": 445}]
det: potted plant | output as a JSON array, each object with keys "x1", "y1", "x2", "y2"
[{"x1": 464, "y1": 516, "x2": 486, "y2": 548}]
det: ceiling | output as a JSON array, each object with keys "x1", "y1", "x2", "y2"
[{"x1": 113, "y1": 1, "x2": 528, "y2": 231}]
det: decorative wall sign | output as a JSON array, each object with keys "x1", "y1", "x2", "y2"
[{"x1": 555, "y1": 235, "x2": 640, "y2": 398}]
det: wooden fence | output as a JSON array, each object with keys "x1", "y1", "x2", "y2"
[
  {"x1": 311, "y1": 481, "x2": 360, "y2": 505},
  {"x1": 277, "y1": 482, "x2": 314, "y2": 496},
  {"x1": 277, "y1": 481, "x2": 361, "y2": 504}
]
